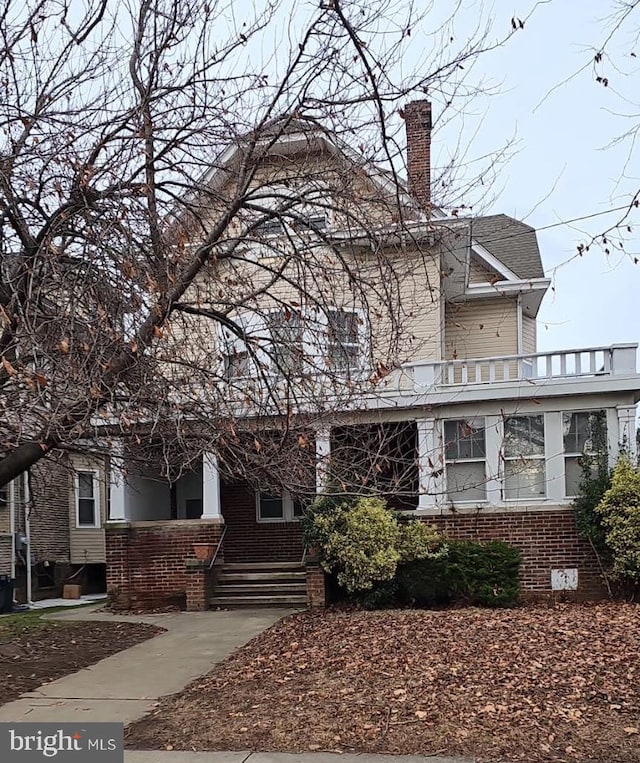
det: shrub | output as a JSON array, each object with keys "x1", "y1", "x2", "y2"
[
  {"x1": 397, "y1": 540, "x2": 521, "y2": 608},
  {"x1": 321, "y1": 496, "x2": 401, "y2": 592},
  {"x1": 302, "y1": 495, "x2": 445, "y2": 595},
  {"x1": 596, "y1": 457, "x2": 640, "y2": 585},
  {"x1": 397, "y1": 517, "x2": 446, "y2": 562}
]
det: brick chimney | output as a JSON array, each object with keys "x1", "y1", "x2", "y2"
[{"x1": 405, "y1": 100, "x2": 432, "y2": 211}]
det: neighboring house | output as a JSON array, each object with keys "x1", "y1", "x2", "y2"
[
  {"x1": 5, "y1": 100, "x2": 639, "y2": 607},
  {"x1": 0, "y1": 454, "x2": 107, "y2": 602}
]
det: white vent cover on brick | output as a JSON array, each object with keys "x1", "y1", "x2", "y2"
[{"x1": 551, "y1": 568, "x2": 578, "y2": 591}]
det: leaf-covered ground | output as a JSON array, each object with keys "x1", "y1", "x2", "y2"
[{"x1": 126, "y1": 603, "x2": 640, "y2": 762}]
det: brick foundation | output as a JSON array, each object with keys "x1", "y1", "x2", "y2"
[
  {"x1": 105, "y1": 519, "x2": 223, "y2": 610},
  {"x1": 428, "y1": 508, "x2": 605, "y2": 598}
]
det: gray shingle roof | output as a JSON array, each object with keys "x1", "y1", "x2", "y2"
[{"x1": 469, "y1": 214, "x2": 545, "y2": 280}]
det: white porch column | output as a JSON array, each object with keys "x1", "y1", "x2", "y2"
[
  {"x1": 109, "y1": 440, "x2": 127, "y2": 521},
  {"x1": 202, "y1": 451, "x2": 222, "y2": 519},
  {"x1": 416, "y1": 418, "x2": 444, "y2": 510},
  {"x1": 315, "y1": 427, "x2": 331, "y2": 494},
  {"x1": 617, "y1": 405, "x2": 638, "y2": 462}
]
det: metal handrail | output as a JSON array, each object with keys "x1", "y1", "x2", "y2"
[{"x1": 208, "y1": 525, "x2": 227, "y2": 570}]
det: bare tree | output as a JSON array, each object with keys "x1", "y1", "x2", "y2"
[
  {"x1": 566, "y1": 1, "x2": 640, "y2": 258},
  {"x1": 0, "y1": 0, "x2": 520, "y2": 488}
]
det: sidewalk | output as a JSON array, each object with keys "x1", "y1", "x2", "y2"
[
  {"x1": 124, "y1": 753, "x2": 473, "y2": 763},
  {"x1": 0, "y1": 606, "x2": 290, "y2": 725}
]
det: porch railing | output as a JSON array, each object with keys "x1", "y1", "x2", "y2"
[
  {"x1": 405, "y1": 343, "x2": 637, "y2": 391},
  {"x1": 208, "y1": 525, "x2": 227, "y2": 570}
]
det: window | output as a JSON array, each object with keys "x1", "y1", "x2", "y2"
[
  {"x1": 255, "y1": 218, "x2": 284, "y2": 236},
  {"x1": 503, "y1": 415, "x2": 546, "y2": 499},
  {"x1": 76, "y1": 471, "x2": 100, "y2": 527},
  {"x1": 223, "y1": 349, "x2": 250, "y2": 381},
  {"x1": 563, "y1": 410, "x2": 607, "y2": 497},
  {"x1": 327, "y1": 309, "x2": 359, "y2": 371},
  {"x1": 256, "y1": 490, "x2": 305, "y2": 522},
  {"x1": 295, "y1": 214, "x2": 326, "y2": 232},
  {"x1": 267, "y1": 310, "x2": 304, "y2": 377},
  {"x1": 444, "y1": 419, "x2": 487, "y2": 501},
  {"x1": 0, "y1": 485, "x2": 7, "y2": 509}
]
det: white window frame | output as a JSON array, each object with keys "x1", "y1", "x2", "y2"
[
  {"x1": 75, "y1": 470, "x2": 101, "y2": 529},
  {"x1": 562, "y1": 409, "x2": 607, "y2": 498},
  {"x1": 255, "y1": 489, "x2": 304, "y2": 523},
  {"x1": 444, "y1": 418, "x2": 488, "y2": 503},
  {"x1": 502, "y1": 414, "x2": 547, "y2": 500}
]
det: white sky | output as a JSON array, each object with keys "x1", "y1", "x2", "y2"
[{"x1": 427, "y1": 0, "x2": 639, "y2": 353}]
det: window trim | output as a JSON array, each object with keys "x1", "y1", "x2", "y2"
[
  {"x1": 255, "y1": 489, "x2": 302, "y2": 523},
  {"x1": 444, "y1": 418, "x2": 488, "y2": 503},
  {"x1": 75, "y1": 469, "x2": 101, "y2": 529}
]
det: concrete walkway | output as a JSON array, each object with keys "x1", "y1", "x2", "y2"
[{"x1": 0, "y1": 605, "x2": 290, "y2": 725}]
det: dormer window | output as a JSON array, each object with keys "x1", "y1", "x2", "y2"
[
  {"x1": 295, "y1": 214, "x2": 327, "y2": 232},
  {"x1": 255, "y1": 218, "x2": 284, "y2": 236}
]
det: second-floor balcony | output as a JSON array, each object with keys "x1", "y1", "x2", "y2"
[{"x1": 381, "y1": 344, "x2": 640, "y2": 407}]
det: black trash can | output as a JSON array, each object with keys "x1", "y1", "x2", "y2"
[{"x1": 0, "y1": 575, "x2": 14, "y2": 614}]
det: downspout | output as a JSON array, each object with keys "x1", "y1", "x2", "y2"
[
  {"x1": 516, "y1": 294, "x2": 523, "y2": 354},
  {"x1": 9, "y1": 479, "x2": 15, "y2": 581},
  {"x1": 24, "y1": 471, "x2": 33, "y2": 605}
]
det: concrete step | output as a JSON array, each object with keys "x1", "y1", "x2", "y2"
[
  {"x1": 216, "y1": 583, "x2": 307, "y2": 595},
  {"x1": 210, "y1": 594, "x2": 307, "y2": 608},
  {"x1": 221, "y1": 561, "x2": 304, "y2": 571},
  {"x1": 217, "y1": 571, "x2": 307, "y2": 584}
]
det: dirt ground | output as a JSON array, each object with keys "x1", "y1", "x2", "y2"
[
  {"x1": 125, "y1": 603, "x2": 640, "y2": 763},
  {"x1": 0, "y1": 610, "x2": 163, "y2": 705}
]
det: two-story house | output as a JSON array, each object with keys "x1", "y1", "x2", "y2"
[{"x1": 5, "y1": 101, "x2": 639, "y2": 608}]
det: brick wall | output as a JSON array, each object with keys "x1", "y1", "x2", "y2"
[
  {"x1": 220, "y1": 482, "x2": 303, "y2": 563},
  {"x1": 105, "y1": 519, "x2": 223, "y2": 610},
  {"x1": 428, "y1": 509, "x2": 604, "y2": 598}
]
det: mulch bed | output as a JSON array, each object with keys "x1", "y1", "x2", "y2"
[
  {"x1": 125, "y1": 602, "x2": 640, "y2": 762},
  {"x1": 0, "y1": 616, "x2": 163, "y2": 705}
]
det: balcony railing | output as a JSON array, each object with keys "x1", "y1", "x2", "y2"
[{"x1": 403, "y1": 343, "x2": 638, "y2": 391}]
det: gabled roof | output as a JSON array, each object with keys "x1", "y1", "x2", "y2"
[{"x1": 467, "y1": 214, "x2": 545, "y2": 280}]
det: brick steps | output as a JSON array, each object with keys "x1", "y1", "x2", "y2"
[{"x1": 210, "y1": 562, "x2": 307, "y2": 609}]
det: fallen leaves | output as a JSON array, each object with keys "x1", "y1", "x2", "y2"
[{"x1": 125, "y1": 603, "x2": 640, "y2": 762}]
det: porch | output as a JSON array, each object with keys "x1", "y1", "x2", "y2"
[{"x1": 104, "y1": 342, "x2": 640, "y2": 609}]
